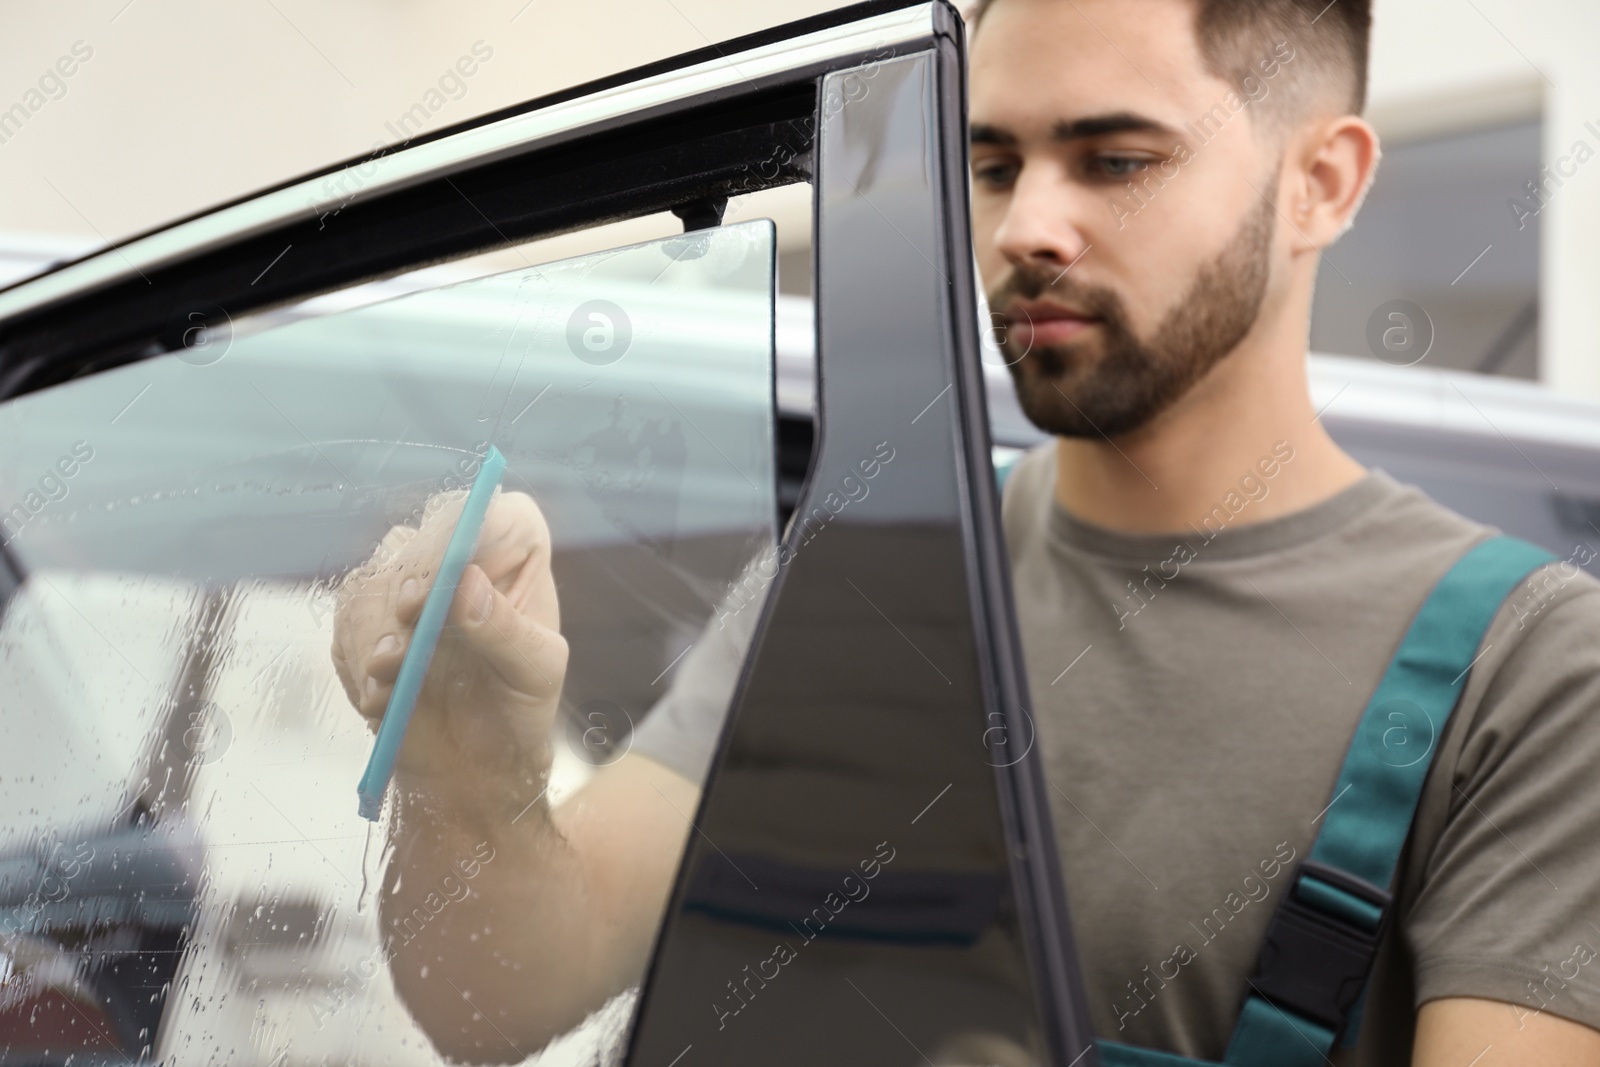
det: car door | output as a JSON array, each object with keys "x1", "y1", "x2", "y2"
[{"x1": 0, "y1": 3, "x2": 1096, "y2": 1064}]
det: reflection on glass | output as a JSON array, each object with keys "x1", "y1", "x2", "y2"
[{"x1": 0, "y1": 221, "x2": 777, "y2": 1064}]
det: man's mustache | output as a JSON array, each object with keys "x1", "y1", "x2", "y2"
[{"x1": 987, "y1": 267, "x2": 1125, "y2": 326}]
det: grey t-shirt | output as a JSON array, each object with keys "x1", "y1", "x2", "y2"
[{"x1": 632, "y1": 443, "x2": 1600, "y2": 1062}]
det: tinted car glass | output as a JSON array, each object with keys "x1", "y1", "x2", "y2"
[{"x1": 0, "y1": 221, "x2": 777, "y2": 1064}]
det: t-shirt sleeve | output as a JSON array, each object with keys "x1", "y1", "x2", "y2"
[
  {"x1": 628, "y1": 554, "x2": 767, "y2": 785},
  {"x1": 1405, "y1": 571, "x2": 1600, "y2": 1027}
]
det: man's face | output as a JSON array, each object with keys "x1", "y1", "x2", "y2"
[{"x1": 970, "y1": 0, "x2": 1284, "y2": 438}]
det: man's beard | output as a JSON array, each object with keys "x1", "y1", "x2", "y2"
[{"x1": 990, "y1": 193, "x2": 1276, "y2": 439}]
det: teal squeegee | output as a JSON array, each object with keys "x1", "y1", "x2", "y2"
[{"x1": 357, "y1": 445, "x2": 507, "y2": 821}]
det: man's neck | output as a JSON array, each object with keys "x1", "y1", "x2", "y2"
[{"x1": 1052, "y1": 326, "x2": 1367, "y2": 536}]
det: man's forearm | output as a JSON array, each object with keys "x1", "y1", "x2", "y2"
[
  {"x1": 380, "y1": 792, "x2": 625, "y2": 1064},
  {"x1": 1414, "y1": 997, "x2": 1600, "y2": 1066}
]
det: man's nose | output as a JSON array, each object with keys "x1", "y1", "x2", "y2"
[{"x1": 991, "y1": 165, "x2": 1091, "y2": 273}]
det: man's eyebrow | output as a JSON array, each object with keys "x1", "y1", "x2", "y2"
[
  {"x1": 970, "y1": 123, "x2": 1016, "y2": 147},
  {"x1": 969, "y1": 113, "x2": 1181, "y2": 150},
  {"x1": 1053, "y1": 112, "x2": 1178, "y2": 141}
]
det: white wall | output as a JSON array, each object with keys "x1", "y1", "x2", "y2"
[
  {"x1": 0, "y1": 0, "x2": 834, "y2": 242},
  {"x1": 2, "y1": 0, "x2": 1596, "y2": 393}
]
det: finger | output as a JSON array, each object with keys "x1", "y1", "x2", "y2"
[
  {"x1": 334, "y1": 524, "x2": 418, "y2": 681},
  {"x1": 476, "y1": 492, "x2": 547, "y2": 578},
  {"x1": 358, "y1": 672, "x2": 392, "y2": 723},
  {"x1": 473, "y1": 492, "x2": 561, "y2": 632},
  {"x1": 396, "y1": 491, "x2": 558, "y2": 630},
  {"x1": 395, "y1": 574, "x2": 427, "y2": 628},
  {"x1": 384, "y1": 505, "x2": 464, "y2": 629},
  {"x1": 449, "y1": 563, "x2": 567, "y2": 699},
  {"x1": 332, "y1": 508, "x2": 460, "y2": 725},
  {"x1": 366, "y1": 631, "x2": 409, "y2": 685}
]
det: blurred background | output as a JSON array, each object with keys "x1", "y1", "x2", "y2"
[{"x1": 0, "y1": 0, "x2": 1595, "y2": 396}]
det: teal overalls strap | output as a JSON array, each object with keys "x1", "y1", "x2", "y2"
[{"x1": 1097, "y1": 535, "x2": 1556, "y2": 1067}]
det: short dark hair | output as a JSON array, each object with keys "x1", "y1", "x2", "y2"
[{"x1": 967, "y1": 0, "x2": 1372, "y2": 117}]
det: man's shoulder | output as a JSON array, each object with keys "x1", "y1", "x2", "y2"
[
  {"x1": 998, "y1": 441, "x2": 1056, "y2": 552},
  {"x1": 1481, "y1": 539, "x2": 1600, "y2": 665},
  {"x1": 1333, "y1": 468, "x2": 1492, "y2": 552},
  {"x1": 1339, "y1": 473, "x2": 1600, "y2": 621},
  {"x1": 1387, "y1": 479, "x2": 1600, "y2": 775},
  {"x1": 999, "y1": 441, "x2": 1055, "y2": 501}
]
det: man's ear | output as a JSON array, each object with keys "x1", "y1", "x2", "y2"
[{"x1": 1282, "y1": 115, "x2": 1381, "y2": 253}]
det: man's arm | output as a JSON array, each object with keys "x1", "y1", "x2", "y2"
[
  {"x1": 331, "y1": 491, "x2": 699, "y2": 1062},
  {"x1": 1414, "y1": 997, "x2": 1600, "y2": 1066},
  {"x1": 380, "y1": 755, "x2": 697, "y2": 1063},
  {"x1": 1401, "y1": 581, "x2": 1600, "y2": 1062}
]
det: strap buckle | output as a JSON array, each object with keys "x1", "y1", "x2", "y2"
[{"x1": 1246, "y1": 861, "x2": 1391, "y2": 1033}]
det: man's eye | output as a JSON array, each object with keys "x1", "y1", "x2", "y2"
[
  {"x1": 1093, "y1": 156, "x2": 1151, "y2": 179},
  {"x1": 972, "y1": 160, "x2": 1019, "y2": 188}
]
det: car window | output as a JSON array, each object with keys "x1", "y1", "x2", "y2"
[{"x1": 0, "y1": 220, "x2": 777, "y2": 1064}]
